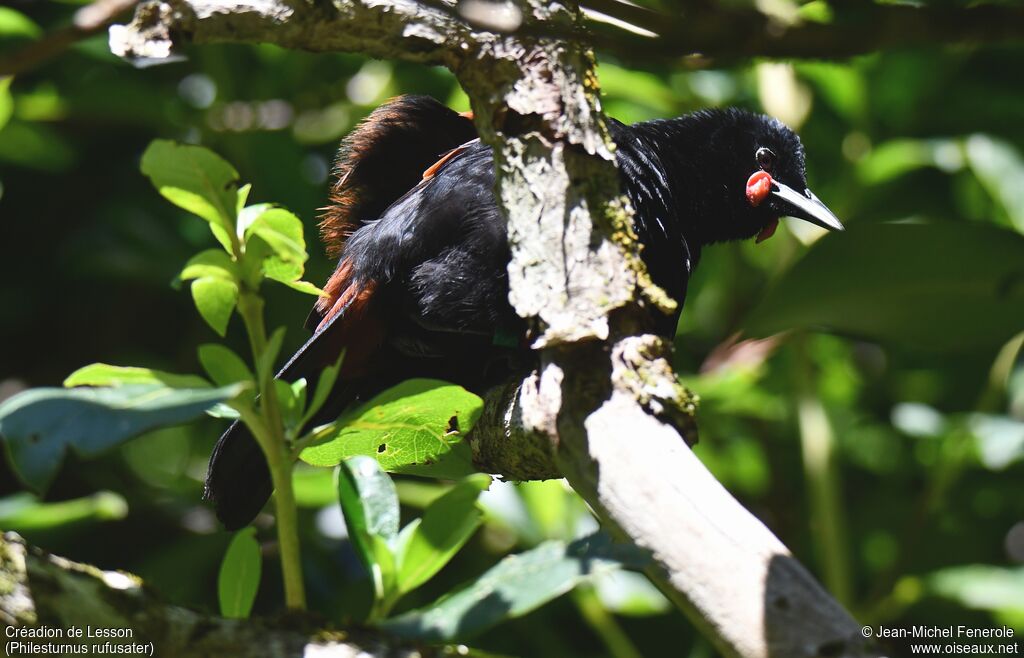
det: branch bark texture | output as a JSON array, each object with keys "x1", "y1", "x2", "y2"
[
  {"x1": 106, "y1": 2, "x2": 891, "y2": 657},
  {"x1": 105, "y1": 0, "x2": 1024, "y2": 66},
  {"x1": 0, "y1": 532, "x2": 441, "y2": 658}
]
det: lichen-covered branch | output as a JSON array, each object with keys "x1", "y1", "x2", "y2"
[{"x1": 0, "y1": 532, "x2": 441, "y2": 658}]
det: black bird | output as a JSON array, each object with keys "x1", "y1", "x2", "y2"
[{"x1": 205, "y1": 95, "x2": 844, "y2": 529}]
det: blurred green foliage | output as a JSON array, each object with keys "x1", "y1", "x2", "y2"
[{"x1": 2, "y1": 2, "x2": 1024, "y2": 656}]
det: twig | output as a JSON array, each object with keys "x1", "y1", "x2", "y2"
[{"x1": 0, "y1": 0, "x2": 139, "y2": 76}]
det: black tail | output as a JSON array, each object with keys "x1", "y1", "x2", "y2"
[
  {"x1": 203, "y1": 419, "x2": 274, "y2": 531},
  {"x1": 204, "y1": 372, "x2": 360, "y2": 530},
  {"x1": 204, "y1": 308, "x2": 369, "y2": 530}
]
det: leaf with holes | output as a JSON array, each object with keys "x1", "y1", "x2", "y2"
[{"x1": 301, "y1": 379, "x2": 481, "y2": 480}]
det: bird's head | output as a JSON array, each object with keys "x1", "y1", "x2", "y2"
[{"x1": 668, "y1": 109, "x2": 844, "y2": 246}]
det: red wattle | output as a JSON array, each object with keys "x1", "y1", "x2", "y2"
[{"x1": 746, "y1": 170, "x2": 773, "y2": 207}]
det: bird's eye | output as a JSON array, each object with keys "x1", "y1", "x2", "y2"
[{"x1": 755, "y1": 147, "x2": 776, "y2": 172}]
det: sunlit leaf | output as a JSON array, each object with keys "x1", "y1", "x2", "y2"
[
  {"x1": 0, "y1": 8, "x2": 41, "y2": 38},
  {"x1": 965, "y1": 134, "x2": 1024, "y2": 233},
  {"x1": 245, "y1": 207, "x2": 306, "y2": 263},
  {"x1": 0, "y1": 383, "x2": 242, "y2": 492},
  {"x1": 280, "y1": 279, "x2": 325, "y2": 296},
  {"x1": 64, "y1": 364, "x2": 210, "y2": 389},
  {"x1": 218, "y1": 527, "x2": 262, "y2": 619},
  {"x1": 0, "y1": 78, "x2": 13, "y2": 134},
  {"x1": 0, "y1": 491, "x2": 128, "y2": 531},
  {"x1": 395, "y1": 473, "x2": 491, "y2": 595},
  {"x1": 969, "y1": 414, "x2": 1024, "y2": 470},
  {"x1": 382, "y1": 533, "x2": 650, "y2": 641},
  {"x1": 180, "y1": 249, "x2": 237, "y2": 282},
  {"x1": 198, "y1": 344, "x2": 253, "y2": 387},
  {"x1": 301, "y1": 379, "x2": 482, "y2": 480},
  {"x1": 191, "y1": 276, "x2": 239, "y2": 337},
  {"x1": 928, "y1": 565, "x2": 1024, "y2": 615},
  {"x1": 593, "y1": 570, "x2": 671, "y2": 617},
  {"x1": 140, "y1": 140, "x2": 240, "y2": 246}
]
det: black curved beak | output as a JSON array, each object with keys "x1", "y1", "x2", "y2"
[{"x1": 770, "y1": 181, "x2": 844, "y2": 232}]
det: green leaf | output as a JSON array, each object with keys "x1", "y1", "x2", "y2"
[
  {"x1": 180, "y1": 249, "x2": 237, "y2": 282},
  {"x1": 381, "y1": 533, "x2": 650, "y2": 641},
  {"x1": 257, "y1": 327, "x2": 286, "y2": 381},
  {"x1": 965, "y1": 134, "x2": 1024, "y2": 233},
  {"x1": 64, "y1": 364, "x2": 210, "y2": 389},
  {"x1": 301, "y1": 379, "x2": 483, "y2": 480},
  {"x1": 292, "y1": 466, "x2": 336, "y2": 508},
  {"x1": 0, "y1": 491, "x2": 128, "y2": 531},
  {"x1": 218, "y1": 527, "x2": 262, "y2": 619},
  {"x1": 0, "y1": 121, "x2": 75, "y2": 172},
  {"x1": 0, "y1": 77, "x2": 13, "y2": 134},
  {"x1": 928, "y1": 565, "x2": 1024, "y2": 615},
  {"x1": 281, "y1": 279, "x2": 326, "y2": 297},
  {"x1": 236, "y1": 203, "x2": 273, "y2": 239},
  {"x1": 198, "y1": 344, "x2": 253, "y2": 387},
  {"x1": 191, "y1": 276, "x2": 239, "y2": 337},
  {"x1": 0, "y1": 8, "x2": 41, "y2": 38},
  {"x1": 592, "y1": 571, "x2": 671, "y2": 617},
  {"x1": 396, "y1": 473, "x2": 491, "y2": 595},
  {"x1": 274, "y1": 379, "x2": 303, "y2": 431},
  {"x1": 372, "y1": 533, "x2": 398, "y2": 612},
  {"x1": 969, "y1": 413, "x2": 1024, "y2": 471},
  {"x1": 744, "y1": 223, "x2": 1024, "y2": 352},
  {"x1": 245, "y1": 207, "x2": 306, "y2": 263},
  {"x1": 207, "y1": 404, "x2": 241, "y2": 420},
  {"x1": 241, "y1": 206, "x2": 323, "y2": 294},
  {"x1": 0, "y1": 383, "x2": 242, "y2": 493},
  {"x1": 140, "y1": 140, "x2": 240, "y2": 246},
  {"x1": 262, "y1": 257, "x2": 303, "y2": 286},
  {"x1": 291, "y1": 378, "x2": 308, "y2": 416},
  {"x1": 236, "y1": 184, "x2": 252, "y2": 216},
  {"x1": 301, "y1": 350, "x2": 345, "y2": 428},
  {"x1": 336, "y1": 457, "x2": 400, "y2": 596}
]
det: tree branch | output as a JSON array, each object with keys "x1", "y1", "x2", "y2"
[
  {"x1": 0, "y1": 532, "x2": 442, "y2": 658},
  {"x1": 0, "y1": 0, "x2": 140, "y2": 76},
  {"x1": 106, "y1": 0, "x2": 1024, "y2": 67},
  {"x1": 577, "y1": 1, "x2": 1024, "y2": 60},
  {"x1": 105, "y1": 1, "x2": 891, "y2": 656}
]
